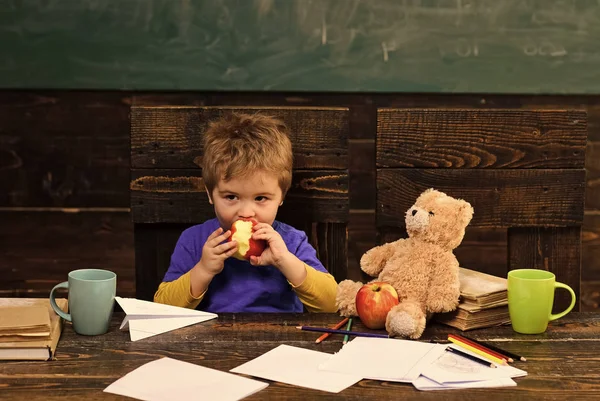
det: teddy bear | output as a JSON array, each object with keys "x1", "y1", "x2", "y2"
[{"x1": 336, "y1": 188, "x2": 473, "y2": 339}]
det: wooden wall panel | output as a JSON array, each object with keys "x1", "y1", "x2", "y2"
[
  {"x1": 377, "y1": 169, "x2": 586, "y2": 228},
  {"x1": 1, "y1": 90, "x2": 598, "y2": 312},
  {"x1": 377, "y1": 109, "x2": 587, "y2": 169},
  {"x1": 0, "y1": 211, "x2": 134, "y2": 298},
  {"x1": 131, "y1": 106, "x2": 349, "y2": 170},
  {"x1": 0, "y1": 92, "x2": 130, "y2": 207},
  {"x1": 130, "y1": 169, "x2": 349, "y2": 224}
]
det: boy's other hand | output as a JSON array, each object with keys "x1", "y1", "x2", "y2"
[
  {"x1": 196, "y1": 227, "x2": 238, "y2": 276},
  {"x1": 249, "y1": 223, "x2": 290, "y2": 268}
]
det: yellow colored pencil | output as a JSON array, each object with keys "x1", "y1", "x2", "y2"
[{"x1": 447, "y1": 337, "x2": 507, "y2": 366}]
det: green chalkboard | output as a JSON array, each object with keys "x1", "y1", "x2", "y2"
[{"x1": 2, "y1": 0, "x2": 600, "y2": 93}]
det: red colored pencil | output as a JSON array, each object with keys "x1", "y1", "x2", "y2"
[
  {"x1": 448, "y1": 334, "x2": 512, "y2": 363},
  {"x1": 315, "y1": 317, "x2": 349, "y2": 343}
]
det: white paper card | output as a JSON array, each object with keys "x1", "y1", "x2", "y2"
[
  {"x1": 318, "y1": 337, "x2": 447, "y2": 382},
  {"x1": 104, "y1": 357, "x2": 268, "y2": 401},
  {"x1": 231, "y1": 344, "x2": 362, "y2": 393},
  {"x1": 413, "y1": 375, "x2": 516, "y2": 391},
  {"x1": 115, "y1": 297, "x2": 218, "y2": 341},
  {"x1": 421, "y1": 345, "x2": 527, "y2": 384}
]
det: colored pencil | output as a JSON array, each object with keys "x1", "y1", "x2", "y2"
[
  {"x1": 448, "y1": 337, "x2": 507, "y2": 366},
  {"x1": 296, "y1": 326, "x2": 389, "y2": 339},
  {"x1": 446, "y1": 346, "x2": 497, "y2": 368},
  {"x1": 315, "y1": 317, "x2": 349, "y2": 344},
  {"x1": 455, "y1": 333, "x2": 526, "y2": 362},
  {"x1": 342, "y1": 318, "x2": 353, "y2": 344},
  {"x1": 448, "y1": 334, "x2": 511, "y2": 363}
]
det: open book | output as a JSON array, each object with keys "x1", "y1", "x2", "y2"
[{"x1": 0, "y1": 298, "x2": 68, "y2": 361}]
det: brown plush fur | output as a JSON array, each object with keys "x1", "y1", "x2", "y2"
[{"x1": 336, "y1": 189, "x2": 473, "y2": 339}]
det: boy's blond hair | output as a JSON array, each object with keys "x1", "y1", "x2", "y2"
[{"x1": 202, "y1": 112, "x2": 293, "y2": 197}]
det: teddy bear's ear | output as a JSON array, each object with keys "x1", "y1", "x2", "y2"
[{"x1": 457, "y1": 200, "x2": 474, "y2": 225}]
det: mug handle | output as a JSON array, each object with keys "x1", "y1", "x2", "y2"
[
  {"x1": 549, "y1": 282, "x2": 576, "y2": 321},
  {"x1": 49, "y1": 281, "x2": 72, "y2": 322}
]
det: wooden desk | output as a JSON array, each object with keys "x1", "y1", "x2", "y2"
[{"x1": 3, "y1": 312, "x2": 600, "y2": 400}]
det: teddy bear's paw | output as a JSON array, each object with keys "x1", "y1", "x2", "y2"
[
  {"x1": 335, "y1": 280, "x2": 363, "y2": 317},
  {"x1": 359, "y1": 243, "x2": 398, "y2": 277},
  {"x1": 385, "y1": 303, "x2": 427, "y2": 339}
]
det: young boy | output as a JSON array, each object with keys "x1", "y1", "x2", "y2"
[{"x1": 154, "y1": 113, "x2": 338, "y2": 313}]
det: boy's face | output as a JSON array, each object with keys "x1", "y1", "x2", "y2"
[{"x1": 207, "y1": 170, "x2": 283, "y2": 229}]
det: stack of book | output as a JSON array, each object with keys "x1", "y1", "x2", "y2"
[
  {"x1": 435, "y1": 268, "x2": 510, "y2": 331},
  {"x1": 0, "y1": 298, "x2": 67, "y2": 361}
]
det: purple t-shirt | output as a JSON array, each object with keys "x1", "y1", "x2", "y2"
[{"x1": 162, "y1": 218, "x2": 327, "y2": 313}]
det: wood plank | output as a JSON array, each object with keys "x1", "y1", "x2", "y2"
[
  {"x1": 508, "y1": 227, "x2": 581, "y2": 312},
  {"x1": 0, "y1": 211, "x2": 134, "y2": 298},
  {"x1": 377, "y1": 169, "x2": 586, "y2": 228},
  {"x1": 377, "y1": 109, "x2": 587, "y2": 169},
  {"x1": 349, "y1": 139, "x2": 376, "y2": 210},
  {"x1": 131, "y1": 106, "x2": 349, "y2": 169},
  {"x1": 134, "y1": 224, "x2": 186, "y2": 301},
  {"x1": 0, "y1": 92, "x2": 130, "y2": 207},
  {"x1": 587, "y1": 141, "x2": 600, "y2": 210},
  {"x1": 130, "y1": 169, "x2": 349, "y2": 224},
  {"x1": 583, "y1": 212, "x2": 600, "y2": 282},
  {"x1": 582, "y1": 281, "x2": 600, "y2": 311}
]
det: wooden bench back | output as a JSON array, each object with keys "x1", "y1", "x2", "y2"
[
  {"x1": 376, "y1": 108, "x2": 587, "y2": 311},
  {"x1": 130, "y1": 106, "x2": 350, "y2": 300}
]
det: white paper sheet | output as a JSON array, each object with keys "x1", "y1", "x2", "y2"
[
  {"x1": 104, "y1": 357, "x2": 268, "y2": 401},
  {"x1": 413, "y1": 375, "x2": 516, "y2": 391},
  {"x1": 421, "y1": 345, "x2": 527, "y2": 384},
  {"x1": 230, "y1": 344, "x2": 362, "y2": 393},
  {"x1": 318, "y1": 337, "x2": 447, "y2": 383},
  {"x1": 115, "y1": 297, "x2": 218, "y2": 341}
]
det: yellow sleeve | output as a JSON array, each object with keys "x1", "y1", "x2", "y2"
[
  {"x1": 153, "y1": 270, "x2": 205, "y2": 309},
  {"x1": 291, "y1": 265, "x2": 338, "y2": 313}
]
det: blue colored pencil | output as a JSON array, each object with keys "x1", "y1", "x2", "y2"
[{"x1": 296, "y1": 325, "x2": 389, "y2": 339}]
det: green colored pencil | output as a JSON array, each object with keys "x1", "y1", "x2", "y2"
[{"x1": 343, "y1": 317, "x2": 353, "y2": 344}]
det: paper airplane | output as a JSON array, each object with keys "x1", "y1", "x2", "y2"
[{"x1": 115, "y1": 297, "x2": 218, "y2": 341}]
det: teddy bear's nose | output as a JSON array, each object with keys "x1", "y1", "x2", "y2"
[{"x1": 411, "y1": 209, "x2": 417, "y2": 216}]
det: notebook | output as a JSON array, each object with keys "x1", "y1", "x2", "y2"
[{"x1": 0, "y1": 298, "x2": 68, "y2": 361}]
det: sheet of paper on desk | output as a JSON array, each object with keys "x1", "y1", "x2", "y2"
[
  {"x1": 230, "y1": 344, "x2": 362, "y2": 393},
  {"x1": 420, "y1": 345, "x2": 527, "y2": 385},
  {"x1": 413, "y1": 376, "x2": 516, "y2": 391},
  {"x1": 115, "y1": 297, "x2": 217, "y2": 341},
  {"x1": 104, "y1": 357, "x2": 268, "y2": 401},
  {"x1": 318, "y1": 337, "x2": 447, "y2": 382}
]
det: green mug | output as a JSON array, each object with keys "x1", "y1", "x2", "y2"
[
  {"x1": 507, "y1": 269, "x2": 576, "y2": 334},
  {"x1": 49, "y1": 269, "x2": 116, "y2": 336}
]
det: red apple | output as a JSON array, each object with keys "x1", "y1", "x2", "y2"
[
  {"x1": 229, "y1": 218, "x2": 267, "y2": 261},
  {"x1": 355, "y1": 282, "x2": 399, "y2": 329}
]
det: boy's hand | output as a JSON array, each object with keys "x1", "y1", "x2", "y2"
[
  {"x1": 196, "y1": 227, "x2": 238, "y2": 276},
  {"x1": 249, "y1": 223, "x2": 291, "y2": 268}
]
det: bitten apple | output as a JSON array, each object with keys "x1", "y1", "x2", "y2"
[
  {"x1": 355, "y1": 282, "x2": 399, "y2": 329},
  {"x1": 229, "y1": 218, "x2": 267, "y2": 261}
]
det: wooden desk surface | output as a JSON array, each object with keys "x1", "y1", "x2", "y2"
[{"x1": 2, "y1": 312, "x2": 600, "y2": 400}]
